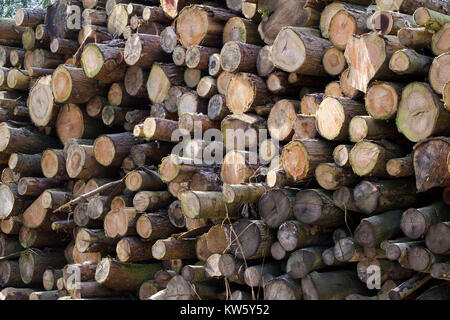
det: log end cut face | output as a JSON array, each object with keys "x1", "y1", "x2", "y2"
[
  {"x1": 334, "y1": 237, "x2": 356, "y2": 262},
  {"x1": 81, "y1": 44, "x2": 104, "y2": 78},
  {"x1": 147, "y1": 64, "x2": 172, "y2": 104},
  {"x1": 349, "y1": 141, "x2": 382, "y2": 176},
  {"x1": 277, "y1": 220, "x2": 299, "y2": 252},
  {"x1": 124, "y1": 34, "x2": 143, "y2": 66},
  {"x1": 407, "y1": 246, "x2": 430, "y2": 271},
  {"x1": 223, "y1": 17, "x2": 247, "y2": 43},
  {"x1": 180, "y1": 191, "x2": 200, "y2": 219},
  {"x1": 230, "y1": 219, "x2": 261, "y2": 259},
  {"x1": 176, "y1": 7, "x2": 208, "y2": 48},
  {"x1": 0, "y1": 126, "x2": 11, "y2": 153},
  {"x1": 354, "y1": 220, "x2": 376, "y2": 248},
  {"x1": 432, "y1": 24, "x2": 450, "y2": 55},
  {"x1": 220, "y1": 41, "x2": 242, "y2": 73},
  {"x1": 425, "y1": 222, "x2": 450, "y2": 255},
  {"x1": 353, "y1": 180, "x2": 380, "y2": 214},
  {"x1": 93, "y1": 136, "x2": 116, "y2": 167},
  {"x1": 41, "y1": 149, "x2": 59, "y2": 178},
  {"x1": 329, "y1": 10, "x2": 357, "y2": 50},
  {"x1": 75, "y1": 228, "x2": 91, "y2": 253},
  {"x1": 294, "y1": 190, "x2": 325, "y2": 224},
  {"x1": 323, "y1": 47, "x2": 347, "y2": 76},
  {"x1": 265, "y1": 278, "x2": 298, "y2": 300},
  {"x1": 365, "y1": 82, "x2": 398, "y2": 120},
  {"x1": 28, "y1": 75, "x2": 55, "y2": 127},
  {"x1": 429, "y1": 53, "x2": 450, "y2": 95},
  {"x1": 400, "y1": 208, "x2": 426, "y2": 239},
  {"x1": 116, "y1": 238, "x2": 131, "y2": 262},
  {"x1": 0, "y1": 184, "x2": 14, "y2": 219},
  {"x1": 66, "y1": 144, "x2": 87, "y2": 179},
  {"x1": 396, "y1": 82, "x2": 439, "y2": 142},
  {"x1": 136, "y1": 214, "x2": 152, "y2": 239},
  {"x1": 94, "y1": 257, "x2": 111, "y2": 284},
  {"x1": 267, "y1": 99, "x2": 297, "y2": 141},
  {"x1": 316, "y1": 97, "x2": 345, "y2": 140},
  {"x1": 220, "y1": 150, "x2": 249, "y2": 184},
  {"x1": 151, "y1": 239, "x2": 167, "y2": 260},
  {"x1": 226, "y1": 73, "x2": 255, "y2": 115},
  {"x1": 124, "y1": 66, "x2": 145, "y2": 96},
  {"x1": 159, "y1": 154, "x2": 180, "y2": 182},
  {"x1": 271, "y1": 28, "x2": 306, "y2": 73},
  {"x1": 349, "y1": 116, "x2": 369, "y2": 142},
  {"x1": 281, "y1": 141, "x2": 308, "y2": 181},
  {"x1": 259, "y1": 189, "x2": 293, "y2": 228},
  {"x1": 18, "y1": 251, "x2": 34, "y2": 284},
  {"x1": 56, "y1": 104, "x2": 84, "y2": 145},
  {"x1": 52, "y1": 66, "x2": 72, "y2": 103}
]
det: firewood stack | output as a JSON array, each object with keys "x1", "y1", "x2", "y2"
[{"x1": 0, "y1": 0, "x2": 448, "y2": 301}]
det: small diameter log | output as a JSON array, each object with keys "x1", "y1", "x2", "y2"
[
  {"x1": 389, "y1": 49, "x2": 432, "y2": 76},
  {"x1": 349, "y1": 116, "x2": 399, "y2": 142},
  {"x1": 407, "y1": 246, "x2": 444, "y2": 272},
  {"x1": 175, "y1": 5, "x2": 236, "y2": 48},
  {"x1": 205, "y1": 224, "x2": 232, "y2": 255},
  {"x1": 315, "y1": 163, "x2": 358, "y2": 191},
  {"x1": 66, "y1": 143, "x2": 117, "y2": 179},
  {"x1": 388, "y1": 273, "x2": 431, "y2": 300},
  {"x1": 230, "y1": 220, "x2": 274, "y2": 260},
  {"x1": 333, "y1": 145, "x2": 353, "y2": 168},
  {"x1": 271, "y1": 27, "x2": 331, "y2": 76},
  {"x1": 0, "y1": 184, "x2": 31, "y2": 219},
  {"x1": 95, "y1": 258, "x2": 162, "y2": 291},
  {"x1": 329, "y1": 8, "x2": 369, "y2": 50},
  {"x1": 185, "y1": 45, "x2": 219, "y2": 70},
  {"x1": 52, "y1": 65, "x2": 104, "y2": 104},
  {"x1": 401, "y1": 202, "x2": 450, "y2": 239},
  {"x1": 43, "y1": 268, "x2": 62, "y2": 291},
  {"x1": 315, "y1": 97, "x2": 366, "y2": 141},
  {"x1": 264, "y1": 274, "x2": 302, "y2": 300},
  {"x1": 180, "y1": 191, "x2": 240, "y2": 220},
  {"x1": 353, "y1": 179, "x2": 417, "y2": 215},
  {"x1": 15, "y1": 8, "x2": 45, "y2": 27},
  {"x1": 354, "y1": 210, "x2": 403, "y2": 248},
  {"x1": 429, "y1": 53, "x2": 450, "y2": 95},
  {"x1": 225, "y1": 72, "x2": 269, "y2": 115},
  {"x1": 28, "y1": 75, "x2": 59, "y2": 128},
  {"x1": 8, "y1": 153, "x2": 41, "y2": 176},
  {"x1": 349, "y1": 140, "x2": 405, "y2": 178},
  {"x1": 17, "y1": 177, "x2": 63, "y2": 197},
  {"x1": 130, "y1": 142, "x2": 173, "y2": 167},
  {"x1": 133, "y1": 191, "x2": 172, "y2": 212},
  {"x1": 267, "y1": 99, "x2": 300, "y2": 142},
  {"x1": 369, "y1": 10, "x2": 417, "y2": 36},
  {"x1": 41, "y1": 149, "x2": 67, "y2": 179},
  {"x1": 339, "y1": 68, "x2": 362, "y2": 99},
  {"x1": 50, "y1": 38, "x2": 79, "y2": 56},
  {"x1": 125, "y1": 170, "x2": 165, "y2": 192},
  {"x1": 386, "y1": 154, "x2": 414, "y2": 177},
  {"x1": 220, "y1": 41, "x2": 260, "y2": 73},
  {"x1": 6, "y1": 69, "x2": 29, "y2": 90},
  {"x1": 432, "y1": 22, "x2": 450, "y2": 56},
  {"x1": 197, "y1": 76, "x2": 217, "y2": 99},
  {"x1": 147, "y1": 63, "x2": 185, "y2": 104},
  {"x1": 344, "y1": 33, "x2": 405, "y2": 92},
  {"x1": 152, "y1": 238, "x2": 197, "y2": 260},
  {"x1": 142, "y1": 6, "x2": 171, "y2": 25},
  {"x1": 281, "y1": 139, "x2": 334, "y2": 182},
  {"x1": 376, "y1": 0, "x2": 449, "y2": 15},
  {"x1": 364, "y1": 81, "x2": 403, "y2": 120},
  {"x1": 413, "y1": 137, "x2": 450, "y2": 192},
  {"x1": 75, "y1": 228, "x2": 118, "y2": 254},
  {"x1": 302, "y1": 270, "x2": 369, "y2": 300},
  {"x1": 287, "y1": 247, "x2": 328, "y2": 279},
  {"x1": 1, "y1": 216, "x2": 22, "y2": 235},
  {"x1": 0, "y1": 288, "x2": 37, "y2": 300},
  {"x1": 116, "y1": 237, "x2": 154, "y2": 262},
  {"x1": 323, "y1": 47, "x2": 347, "y2": 76},
  {"x1": 0, "y1": 125, "x2": 60, "y2": 154},
  {"x1": 414, "y1": 7, "x2": 450, "y2": 31},
  {"x1": 221, "y1": 113, "x2": 266, "y2": 150},
  {"x1": 277, "y1": 220, "x2": 332, "y2": 252},
  {"x1": 223, "y1": 16, "x2": 262, "y2": 46},
  {"x1": 139, "y1": 280, "x2": 164, "y2": 300},
  {"x1": 19, "y1": 249, "x2": 66, "y2": 285},
  {"x1": 425, "y1": 222, "x2": 450, "y2": 255},
  {"x1": 222, "y1": 183, "x2": 267, "y2": 204},
  {"x1": 10, "y1": 49, "x2": 25, "y2": 68},
  {"x1": 182, "y1": 265, "x2": 211, "y2": 283},
  {"x1": 136, "y1": 212, "x2": 180, "y2": 241},
  {"x1": 93, "y1": 133, "x2": 139, "y2": 167},
  {"x1": 294, "y1": 189, "x2": 345, "y2": 227},
  {"x1": 178, "y1": 112, "x2": 218, "y2": 134},
  {"x1": 398, "y1": 27, "x2": 433, "y2": 49}
]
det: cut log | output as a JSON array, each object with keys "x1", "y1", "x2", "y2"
[
  {"x1": 130, "y1": 142, "x2": 174, "y2": 167},
  {"x1": 8, "y1": 153, "x2": 41, "y2": 176},
  {"x1": 220, "y1": 41, "x2": 260, "y2": 73},
  {"x1": 0, "y1": 124, "x2": 60, "y2": 154},
  {"x1": 19, "y1": 249, "x2": 66, "y2": 285},
  {"x1": 186, "y1": 45, "x2": 219, "y2": 71},
  {"x1": 147, "y1": 63, "x2": 185, "y2": 103},
  {"x1": 398, "y1": 27, "x2": 433, "y2": 49},
  {"x1": 66, "y1": 143, "x2": 117, "y2": 179},
  {"x1": 75, "y1": 228, "x2": 117, "y2": 253},
  {"x1": 267, "y1": 99, "x2": 300, "y2": 141},
  {"x1": 180, "y1": 191, "x2": 240, "y2": 219},
  {"x1": 271, "y1": 27, "x2": 332, "y2": 75},
  {"x1": 414, "y1": 7, "x2": 450, "y2": 31},
  {"x1": 323, "y1": 47, "x2": 347, "y2": 76},
  {"x1": 315, "y1": 97, "x2": 365, "y2": 141},
  {"x1": 429, "y1": 53, "x2": 450, "y2": 95},
  {"x1": 315, "y1": 163, "x2": 358, "y2": 191},
  {"x1": 365, "y1": 81, "x2": 403, "y2": 120},
  {"x1": 277, "y1": 220, "x2": 332, "y2": 252},
  {"x1": 264, "y1": 274, "x2": 302, "y2": 300},
  {"x1": 41, "y1": 149, "x2": 67, "y2": 179},
  {"x1": 389, "y1": 49, "x2": 432, "y2": 76},
  {"x1": 81, "y1": 43, "x2": 125, "y2": 84},
  {"x1": 226, "y1": 73, "x2": 268, "y2": 115},
  {"x1": 397, "y1": 82, "x2": 450, "y2": 142},
  {"x1": 287, "y1": 247, "x2": 327, "y2": 279},
  {"x1": 386, "y1": 154, "x2": 414, "y2": 177},
  {"x1": 152, "y1": 238, "x2": 197, "y2": 260},
  {"x1": 329, "y1": 8, "x2": 369, "y2": 50},
  {"x1": 376, "y1": 0, "x2": 448, "y2": 15},
  {"x1": 116, "y1": 237, "x2": 154, "y2": 262},
  {"x1": 401, "y1": 202, "x2": 449, "y2": 239},
  {"x1": 353, "y1": 179, "x2": 417, "y2": 215},
  {"x1": 230, "y1": 219, "x2": 274, "y2": 259},
  {"x1": 368, "y1": 10, "x2": 417, "y2": 36},
  {"x1": 413, "y1": 137, "x2": 450, "y2": 192},
  {"x1": 425, "y1": 222, "x2": 450, "y2": 255},
  {"x1": 333, "y1": 144, "x2": 353, "y2": 168},
  {"x1": 221, "y1": 113, "x2": 266, "y2": 150}
]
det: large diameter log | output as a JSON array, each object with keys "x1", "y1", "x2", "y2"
[
  {"x1": 281, "y1": 139, "x2": 334, "y2": 182},
  {"x1": 52, "y1": 65, "x2": 104, "y2": 104},
  {"x1": 287, "y1": 247, "x2": 328, "y2": 279},
  {"x1": 344, "y1": 33, "x2": 405, "y2": 92},
  {"x1": 302, "y1": 270, "x2": 369, "y2": 300},
  {"x1": 19, "y1": 249, "x2": 66, "y2": 285},
  {"x1": 431, "y1": 22, "x2": 450, "y2": 56},
  {"x1": 413, "y1": 137, "x2": 450, "y2": 192},
  {"x1": 401, "y1": 202, "x2": 450, "y2": 239},
  {"x1": 316, "y1": 97, "x2": 365, "y2": 141},
  {"x1": 176, "y1": 5, "x2": 236, "y2": 48},
  {"x1": 329, "y1": 8, "x2": 369, "y2": 50},
  {"x1": 136, "y1": 212, "x2": 180, "y2": 241},
  {"x1": 220, "y1": 41, "x2": 260, "y2": 73},
  {"x1": 353, "y1": 179, "x2": 418, "y2": 215},
  {"x1": 365, "y1": 81, "x2": 403, "y2": 120},
  {"x1": 430, "y1": 261, "x2": 450, "y2": 280},
  {"x1": 354, "y1": 210, "x2": 403, "y2": 248},
  {"x1": 81, "y1": 43, "x2": 125, "y2": 84},
  {"x1": 223, "y1": 16, "x2": 263, "y2": 45},
  {"x1": 0, "y1": 184, "x2": 31, "y2": 219},
  {"x1": 230, "y1": 220, "x2": 274, "y2": 260},
  {"x1": 271, "y1": 27, "x2": 332, "y2": 76},
  {"x1": 15, "y1": 8, "x2": 45, "y2": 27},
  {"x1": 95, "y1": 258, "x2": 162, "y2": 291},
  {"x1": 258, "y1": 188, "x2": 296, "y2": 228},
  {"x1": 267, "y1": 99, "x2": 300, "y2": 142},
  {"x1": 294, "y1": 189, "x2": 345, "y2": 227},
  {"x1": 349, "y1": 140, "x2": 405, "y2": 178},
  {"x1": 264, "y1": 274, "x2": 302, "y2": 300},
  {"x1": 93, "y1": 133, "x2": 139, "y2": 167},
  {"x1": 28, "y1": 75, "x2": 59, "y2": 128},
  {"x1": 278, "y1": 220, "x2": 332, "y2": 252}
]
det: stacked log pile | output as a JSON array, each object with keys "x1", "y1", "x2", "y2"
[{"x1": 0, "y1": 0, "x2": 448, "y2": 300}]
